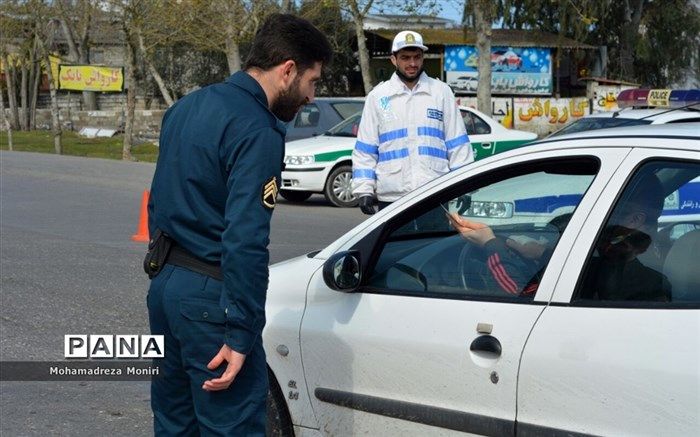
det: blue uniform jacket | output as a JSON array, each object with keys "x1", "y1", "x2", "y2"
[{"x1": 148, "y1": 71, "x2": 286, "y2": 355}]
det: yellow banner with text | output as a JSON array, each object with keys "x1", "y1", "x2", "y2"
[{"x1": 58, "y1": 65, "x2": 124, "y2": 92}]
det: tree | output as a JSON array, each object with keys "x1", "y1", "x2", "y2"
[
  {"x1": 39, "y1": 36, "x2": 63, "y2": 155},
  {"x1": 634, "y1": 0, "x2": 700, "y2": 87},
  {"x1": 490, "y1": 0, "x2": 699, "y2": 86},
  {"x1": 587, "y1": 0, "x2": 699, "y2": 84},
  {"x1": 2, "y1": 51, "x2": 20, "y2": 131},
  {"x1": 341, "y1": 0, "x2": 375, "y2": 94},
  {"x1": 5, "y1": 0, "x2": 41, "y2": 131},
  {"x1": 33, "y1": 8, "x2": 63, "y2": 154},
  {"x1": 300, "y1": 0, "x2": 355, "y2": 95},
  {"x1": 618, "y1": 0, "x2": 644, "y2": 80},
  {"x1": 172, "y1": 0, "x2": 278, "y2": 75},
  {"x1": 0, "y1": 49, "x2": 14, "y2": 150},
  {"x1": 2, "y1": 0, "x2": 65, "y2": 133},
  {"x1": 129, "y1": 0, "x2": 176, "y2": 106},
  {"x1": 115, "y1": 0, "x2": 140, "y2": 160},
  {"x1": 55, "y1": 0, "x2": 99, "y2": 110},
  {"x1": 472, "y1": 0, "x2": 494, "y2": 115}
]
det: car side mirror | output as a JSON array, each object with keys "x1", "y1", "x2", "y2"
[
  {"x1": 323, "y1": 251, "x2": 362, "y2": 292},
  {"x1": 456, "y1": 194, "x2": 471, "y2": 214}
]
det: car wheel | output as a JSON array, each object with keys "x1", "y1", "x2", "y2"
[
  {"x1": 279, "y1": 190, "x2": 312, "y2": 203},
  {"x1": 266, "y1": 368, "x2": 294, "y2": 437},
  {"x1": 324, "y1": 164, "x2": 358, "y2": 207}
]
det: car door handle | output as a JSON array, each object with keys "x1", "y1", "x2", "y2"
[
  {"x1": 481, "y1": 142, "x2": 492, "y2": 149},
  {"x1": 470, "y1": 335, "x2": 502, "y2": 357}
]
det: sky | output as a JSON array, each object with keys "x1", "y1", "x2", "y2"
[
  {"x1": 436, "y1": 1, "x2": 463, "y2": 24},
  {"x1": 367, "y1": 1, "x2": 464, "y2": 25}
]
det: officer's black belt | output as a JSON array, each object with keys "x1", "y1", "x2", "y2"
[{"x1": 166, "y1": 244, "x2": 223, "y2": 281}]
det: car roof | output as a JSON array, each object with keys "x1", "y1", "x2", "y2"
[
  {"x1": 533, "y1": 122, "x2": 700, "y2": 147},
  {"x1": 312, "y1": 97, "x2": 365, "y2": 102},
  {"x1": 582, "y1": 107, "x2": 698, "y2": 121}
]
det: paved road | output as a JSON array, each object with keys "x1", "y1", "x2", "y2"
[{"x1": 0, "y1": 150, "x2": 366, "y2": 436}]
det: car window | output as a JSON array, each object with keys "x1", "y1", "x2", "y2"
[
  {"x1": 666, "y1": 118, "x2": 700, "y2": 123},
  {"x1": 574, "y1": 161, "x2": 700, "y2": 305},
  {"x1": 295, "y1": 104, "x2": 320, "y2": 128},
  {"x1": 461, "y1": 111, "x2": 491, "y2": 135},
  {"x1": 471, "y1": 113, "x2": 491, "y2": 134},
  {"x1": 366, "y1": 159, "x2": 599, "y2": 301},
  {"x1": 331, "y1": 102, "x2": 364, "y2": 120},
  {"x1": 326, "y1": 113, "x2": 361, "y2": 137},
  {"x1": 550, "y1": 117, "x2": 652, "y2": 137}
]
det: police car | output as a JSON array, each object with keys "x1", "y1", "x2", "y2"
[
  {"x1": 549, "y1": 88, "x2": 700, "y2": 137},
  {"x1": 264, "y1": 124, "x2": 700, "y2": 436},
  {"x1": 280, "y1": 106, "x2": 537, "y2": 207}
]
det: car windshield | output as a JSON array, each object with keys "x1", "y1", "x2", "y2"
[
  {"x1": 549, "y1": 117, "x2": 652, "y2": 137},
  {"x1": 331, "y1": 102, "x2": 364, "y2": 119},
  {"x1": 325, "y1": 112, "x2": 361, "y2": 137}
]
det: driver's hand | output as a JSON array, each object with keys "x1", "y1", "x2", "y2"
[{"x1": 448, "y1": 212, "x2": 496, "y2": 246}]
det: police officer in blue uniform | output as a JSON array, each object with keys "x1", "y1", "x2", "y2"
[{"x1": 144, "y1": 14, "x2": 332, "y2": 436}]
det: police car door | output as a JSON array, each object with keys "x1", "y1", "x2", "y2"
[
  {"x1": 300, "y1": 149, "x2": 626, "y2": 435},
  {"x1": 517, "y1": 147, "x2": 700, "y2": 436}
]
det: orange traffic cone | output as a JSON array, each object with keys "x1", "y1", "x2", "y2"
[{"x1": 131, "y1": 190, "x2": 150, "y2": 243}]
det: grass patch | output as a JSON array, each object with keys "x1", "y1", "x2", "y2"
[{"x1": 0, "y1": 130, "x2": 159, "y2": 162}]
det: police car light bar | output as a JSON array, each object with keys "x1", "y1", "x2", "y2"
[{"x1": 617, "y1": 89, "x2": 700, "y2": 109}]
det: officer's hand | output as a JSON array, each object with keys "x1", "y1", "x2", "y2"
[
  {"x1": 359, "y1": 195, "x2": 377, "y2": 215},
  {"x1": 202, "y1": 344, "x2": 246, "y2": 391}
]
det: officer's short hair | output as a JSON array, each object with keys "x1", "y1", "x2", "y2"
[{"x1": 244, "y1": 14, "x2": 333, "y2": 74}]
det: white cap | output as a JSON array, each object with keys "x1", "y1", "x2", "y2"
[{"x1": 391, "y1": 30, "x2": 428, "y2": 53}]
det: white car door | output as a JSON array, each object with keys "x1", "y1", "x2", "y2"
[
  {"x1": 517, "y1": 148, "x2": 700, "y2": 436},
  {"x1": 300, "y1": 148, "x2": 630, "y2": 435}
]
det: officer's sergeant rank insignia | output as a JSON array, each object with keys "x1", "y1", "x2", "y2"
[{"x1": 262, "y1": 176, "x2": 278, "y2": 209}]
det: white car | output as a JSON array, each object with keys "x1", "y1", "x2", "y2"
[
  {"x1": 265, "y1": 124, "x2": 700, "y2": 436},
  {"x1": 449, "y1": 75, "x2": 479, "y2": 92},
  {"x1": 549, "y1": 88, "x2": 700, "y2": 137},
  {"x1": 549, "y1": 107, "x2": 700, "y2": 137},
  {"x1": 280, "y1": 106, "x2": 537, "y2": 207}
]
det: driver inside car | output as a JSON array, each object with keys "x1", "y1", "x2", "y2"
[
  {"x1": 448, "y1": 172, "x2": 671, "y2": 301},
  {"x1": 446, "y1": 213, "x2": 569, "y2": 296},
  {"x1": 578, "y1": 174, "x2": 671, "y2": 302}
]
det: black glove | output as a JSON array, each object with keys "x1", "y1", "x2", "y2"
[{"x1": 358, "y1": 195, "x2": 377, "y2": 215}]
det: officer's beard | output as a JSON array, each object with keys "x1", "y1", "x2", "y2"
[
  {"x1": 272, "y1": 78, "x2": 307, "y2": 122},
  {"x1": 395, "y1": 67, "x2": 423, "y2": 86}
]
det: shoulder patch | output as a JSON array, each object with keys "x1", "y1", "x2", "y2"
[{"x1": 262, "y1": 176, "x2": 278, "y2": 209}]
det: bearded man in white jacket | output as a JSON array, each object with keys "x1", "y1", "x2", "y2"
[{"x1": 352, "y1": 30, "x2": 474, "y2": 215}]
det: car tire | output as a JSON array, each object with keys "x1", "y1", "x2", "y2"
[
  {"x1": 266, "y1": 367, "x2": 294, "y2": 437},
  {"x1": 324, "y1": 164, "x2": 358, "y2": 207},
  {"x1": 279, "y1": 190, "x2": 312, "y2": 203}
]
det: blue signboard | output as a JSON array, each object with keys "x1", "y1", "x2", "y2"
[
  {"x1": 662, "y1": 179, "x2": 700, "y2": 217},
  {"x1": 445, "y1": 45, "x2": 552, "y2": 95}
]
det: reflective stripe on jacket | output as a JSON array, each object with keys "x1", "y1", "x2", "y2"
[{"x1": 352, "y1": 72, "x2": 473, "y2": 202}]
